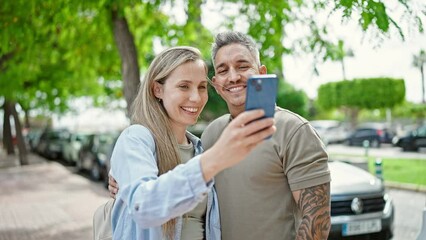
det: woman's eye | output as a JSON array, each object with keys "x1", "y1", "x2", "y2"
[{"x1": 179, "y1": 85, "x2": 189, "y2": 89}]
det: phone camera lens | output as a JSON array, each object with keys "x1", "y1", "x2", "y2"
[{"x1": 255, "y1": 79, "x2": 262, "y2": 91}]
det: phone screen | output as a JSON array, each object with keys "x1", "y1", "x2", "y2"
[{"x1": 244, "y1": 74, "x2": 278, "y2": 119}]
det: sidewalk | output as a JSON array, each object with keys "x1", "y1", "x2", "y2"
[{"x1": 0, "y1": 152, "x2": 109, "y2": 240}]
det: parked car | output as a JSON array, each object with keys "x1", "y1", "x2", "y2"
[
  {"x1": 62, "y1": 132, "x2": 90, "y2": 165},
  {"x1": 329, "y1": 161, "x2": 394, "y2": 239},
  {"x1": 36, "y1": 129, "x2": 70, "y2": 159},
  {"x1": 25, "y1": 128, "x2": 43, "y2": 152},
  {"x1": 77, "y1": 132, "x2": 118, "y2": 181},
  {"x1": 346, "y1": 123, "x2": 394, "y2": 148},
  {"x1": 393, "y1": 124, "x2": 426, "y2": 152},
  {"x1": 310, "y1": 120, "x2": 351, "y2": 145}
]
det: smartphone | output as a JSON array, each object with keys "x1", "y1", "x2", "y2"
[{"x1": 245, "y1": 74, "x2": 278, "y2": 120}]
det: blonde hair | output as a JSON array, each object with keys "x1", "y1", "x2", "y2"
[{"x1": 130, "y1": 46, "x2": 207, "y2": 239}]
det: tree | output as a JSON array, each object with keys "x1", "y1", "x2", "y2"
[
  {"x1": 1, "y1": 0, "x2": 425, "y2": 164},
  {"x1": 276, "y1": 81, "x2": 309, "y2": 117},
  {"x1": 214, "y1": 0, "x2": 423, "y2": 121},
  {"x1": 324, "y1": 39, "x2": 354, "y2": 80},
  {"x1": 412, "y1": 49, "x2": 426, "y2": 103},
  {"x1": 317, "y1": 77, "x2": 405, "y2": 127}
]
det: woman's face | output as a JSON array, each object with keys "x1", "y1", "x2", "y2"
[{"x1": 154, "y1": 59, "x2": 208, "y2": 130}]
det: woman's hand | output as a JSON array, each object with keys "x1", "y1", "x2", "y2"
[{"x1": 108, "y1": 173, "x2": 119, "y2": 199}]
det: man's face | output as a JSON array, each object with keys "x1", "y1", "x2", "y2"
[{"x1": 212, "y1": 43, "x2": 266, "y2": 115}]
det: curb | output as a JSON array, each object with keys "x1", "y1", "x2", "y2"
[{"x1": 385, "y1": 181, "x2": 426, "y2": 193}]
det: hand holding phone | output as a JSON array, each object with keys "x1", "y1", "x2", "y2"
[
  {"x1": 245, "y1": 74, "x2": 278, "y2": 119},
  {"x1": 244, "y1": 74, "x2": 278, "y2": 139}
]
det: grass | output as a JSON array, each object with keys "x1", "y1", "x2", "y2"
[
  {"x1": 367, "y1": 158, "x2": 426, "y2": 186},
  {"x1": 330, "y1": 154, "x2": 426, "y2": 187}
]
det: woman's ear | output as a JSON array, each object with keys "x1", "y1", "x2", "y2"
[{"x1": 153, "y1": 82, "x2": 163, "y2": 99}]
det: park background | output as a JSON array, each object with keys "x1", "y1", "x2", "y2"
[{"x1": 1, "y1": 0, "x2": 426, "y2": 179}]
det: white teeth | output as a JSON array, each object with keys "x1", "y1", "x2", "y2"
[
  {"x1": 227, "y1": 86, "x2": 244, "y2": 92},
  {"x1": 182, "y1": 107, "x2": 198, "y2": 113}
]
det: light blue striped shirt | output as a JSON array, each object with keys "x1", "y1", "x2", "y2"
[{"x1": 110, "y1": 125, "x2": 221, "y2": 240}]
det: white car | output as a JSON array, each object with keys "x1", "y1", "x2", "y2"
[
  {"x1": 62, "y1": 133, "x2": 90, "y2": 165},
  {"x1": 329, "y1": 161, "x2": 394, "y2": 239},
  {"x1": 310, "y1": 120, "x2": 351, "y2": 145}
]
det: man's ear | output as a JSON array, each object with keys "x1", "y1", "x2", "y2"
[
  {"x1": 259, "y1": 65, "x2": 267, "y2": 75},
  {"x1": 211, "y1": 76, "x2": 220, "y2": 93},
  {"x1": 153, "y1": 82, "x2": 163, "y2": 99}
]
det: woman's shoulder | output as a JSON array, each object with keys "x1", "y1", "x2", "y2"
[{"x1": 118, "y1": 124, "x2": 155, "y2": 145}]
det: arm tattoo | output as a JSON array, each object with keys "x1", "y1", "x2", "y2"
[{"x1": 295, "y1": 182, "x2": 331, "y2": 240}]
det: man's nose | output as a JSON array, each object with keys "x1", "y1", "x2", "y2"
[{"x1": 228, "y1": 68, "x2": 241, "y2": 82}]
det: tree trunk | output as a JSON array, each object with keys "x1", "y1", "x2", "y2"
[
  {"x1": 341, "y1": 59, "x2": 347, "y2": 80},
  {"x1": 343, "y1": 106, "x2": 359, "y2": 129},
  {"x1": 349, "y1": 108, "x2": 359, "y2": 129},
  {"x1": 421, "y1": 65, "x2": 425, "y2": 104},
  {"x1": 186, "y1": 0, "x2": 202, "y2": 23},
  {"x1": 111, "y1": 8, "x2": 140, "y2": 116},
  {"x1": 24, "y1": 108, "x2": 31, "y2": 128},
  {"x1": 3, "y1": 100, "x2": 15, "y2": 155},
  {"x1": 10, "y1": 102, "x2": 28, "y2": 165}
]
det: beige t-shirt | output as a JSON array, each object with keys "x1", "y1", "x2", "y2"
[
  {"x1": 179, "y1": 141, "x2": 207, "y2": 240},
  {"x1": 201, "y1": 107, "x2": 330, "y2": 240}
]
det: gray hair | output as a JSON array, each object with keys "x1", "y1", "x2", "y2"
[{"x1": 211, "y1": 31, "x2": 261, "y2": 67}]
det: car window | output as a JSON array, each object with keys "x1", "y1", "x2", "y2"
[
  {"x1": 354, "y1": 129, "x2": 374, "y2": 138},
  {"x1": 417, "y1": 126, "x2": 426, "y2": 137}
]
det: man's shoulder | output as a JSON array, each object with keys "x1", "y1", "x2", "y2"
[
  {"x1": 205, "y1": 114, "x2": 231, "y2": 131},
  {"x1": 274, "y1": 107, "x2": 309, "y2": 129},
  {"x1": 201, "y1": 114, "x2": 230, "y2": 149}
]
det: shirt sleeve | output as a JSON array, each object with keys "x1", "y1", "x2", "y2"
[
  {"x1": 111, "y1": 125, "x2": 212, "y2": 228},
  {"x1": 285, "y1": 123, "x2": 331, "y2": 191}
]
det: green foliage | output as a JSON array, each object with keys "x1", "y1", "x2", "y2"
[
  {"x1": 1, "y1": 0, "x2": 425, "y2": 119},
  {"x1": 0, "y1": 0, "x2": 122, "y2": 114},
  {"x1": 392, "y1": 101, "x2": 426, "y2": 120},
  {"x1": 332, "y1": 0, "x2": 423, "y2": 40},
  {"x1": 276, "y1": 80, "x2": 309, "y2": 117},
  {"x1": 318, "y1": 78, "x2": 406, "y2": 110}
]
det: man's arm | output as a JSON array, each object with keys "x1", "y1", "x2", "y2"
[{"x1": 292, "y1": 182, "x2": 331, "y2": 240}]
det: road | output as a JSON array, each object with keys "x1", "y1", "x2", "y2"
[
  {"x1": 0, "y1": 152, "x2": 424, "y2": 240},
  {"x1": 389, "y1": 188, "x2": 426, "y2": 239},
  {"x1": 326, "y1": 144, "x2": 426, "y2": 159}
]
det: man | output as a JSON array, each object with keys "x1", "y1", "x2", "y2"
[
  {"x1": 200, "y1": 31, "x2": 331, "y2": 240},
  {"x1": 110, "y1": 31, "x2": 331, "y2": 239}
]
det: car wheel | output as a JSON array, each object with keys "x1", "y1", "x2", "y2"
[
  {"x1": 371, "y1": 139, "x2": 380, "y2": 148},
  {"x1": 344, "y1": 139, "x2": 351, "y2": 146},
  {"x1": 76, "y1": 156, "x2": 83, "y2": 171},
  {"x1": 91, "y1": 162, "x2": 101, "y2": 181}
]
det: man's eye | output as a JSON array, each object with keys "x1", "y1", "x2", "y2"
[
  {"x1": 239, "y1": 66, "x2": 249, "y2": 70},
  {"x1": 218, "y1": 69, "x2": 228, "y2": 74}
]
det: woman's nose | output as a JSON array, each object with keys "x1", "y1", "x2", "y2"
[{"x1": 189, "y1": 90, "x2": 201, "y2": 102}]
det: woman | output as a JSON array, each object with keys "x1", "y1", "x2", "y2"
[{"x1": 110, "y1": 46, "x2": 275, "y2": 240}]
